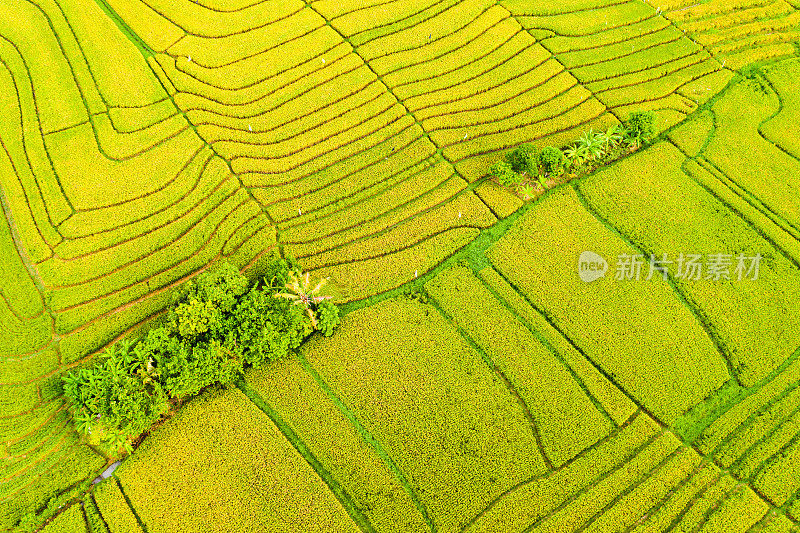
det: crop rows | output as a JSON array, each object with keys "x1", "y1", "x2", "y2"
[
  {"x1": 499, "y1": 0, "x2": 736, "y2": 131},
  {"x1": 647, "y1": 0, "x2": 800, "y2": 69},
  {"x1": 3, "y1": 0, "x2": 800, "y2": 529},
  {"x1": 761, "y1": 58, "x2": 800, "y2": 159},
  {"x1": 572, "y1": 136, "x2": 800, "y2": 506},
  {"x1": 667, "y1": 74, "x2": 800, "y2": 266},
  {"x1": 487, "y1": 185, "x2": 732, "y2": 423},
  {"x1": 480, "y1": 142, "x2": 798, "y2": 528},
  {"x1": 576, "y1": 141, "x2": 800, "y2": 387},
  {"x1": 291, "y1": 297, "x2": 551, "y2": 532},
  {"x1": 570, "y1": 94, "x2": 800, "y2": 520},
  {"x1": 0, "y1": 0, "x2": 275, "y2": 526},
  {"x1": 245, "y1": 356, "x2": 432, "y2": 533},
  {"x1": 90, "y1": 287, "x2": 786, "y2": 532}
]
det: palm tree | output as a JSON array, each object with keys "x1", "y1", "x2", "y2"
[
  {"x1": 274, "y1": 270, "x2": 332, "y2": 329},
  {"x1": 564, "y1": 143, "x2": 587, "y2": 169}
]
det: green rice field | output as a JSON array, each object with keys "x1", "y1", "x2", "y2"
[{"x1": 1, "y1": 0, "x2": 800, "y2": 531}]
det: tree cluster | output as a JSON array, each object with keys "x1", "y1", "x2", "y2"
[{"x1": 62, "y1": 258, "x2": 340, "y2": 454}]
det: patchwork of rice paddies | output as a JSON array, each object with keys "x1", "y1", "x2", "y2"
[
  {"x1": 0, "y1": 0, "x2": 274, "y2": 526},
  {"x1": 679, "y1": 350, "x2": 800, "y2": 516},
  {"x1": 699, "y1": 62, "x2": 800, "y2": 244},
  {"x1": 113, "y1": 387, "x2": 360, "y2": 533},
  {"x1": 282, "y1": 297, "x2": 549, "y2": 532},
  {"x1": 95, "y1": 300, "x2": 783, "y2": 532},
  {"x1": 761, "y1": 58, "x2": 800, "y2": 159},
  {"x1": 487, "y1": 186, "x2": 732, "y2": 423},
  {"x1": 576, "y1": 141, "x2": 800, "y2": 387},
  {"x1": 2, "y1": 0, "x2": 800, "y2": 529},
  {"x1": 111, "y1": 0, "x2": 501, "y2": 290},
  {"x1": 106, "y1": 294, "x2": 554, "y2": 532},
  {"x1": 647, "y1": 0, "x2": 800, "y2": 69},
  {"x1": 245, "y1": 357, "x2": 432, "y2": 533},
  {"x1": 321, "y1": 0, "x2": 616, "y2": 180},
  {"x1": 425, "y1": 264, "x2": 623, "y2": 467},
  {"x1": 500, "y1": 0, "x2": 735, "y2": 130},
  {"x1": 90, "y1": 292, "x2": 782, "y2": 532}
]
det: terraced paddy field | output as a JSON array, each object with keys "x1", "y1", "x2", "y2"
[{"x1": 1, "y1": 0, "x2": 799, "y2": 531}]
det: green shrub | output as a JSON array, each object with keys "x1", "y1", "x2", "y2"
[
  {"x1": 316, "y1": 300, "x2": 341, "y2": 337},
  {"x1": 538, "y1": 146, "x2": 566, "y2": 176},
  {"x1": 489, "y1": 161, "x2": 521, "y2": 187},
  {"x1": 505, "y1": 143, "x2": 538, "y2": 175},
  {"x1": 625, "y1": 111, "x2": 656, "y2": 141}
]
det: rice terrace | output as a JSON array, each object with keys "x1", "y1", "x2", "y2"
[{"x1": 2, "y1": 0, "x2": 800, "y2": 530}]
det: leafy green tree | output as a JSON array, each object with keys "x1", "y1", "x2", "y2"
[
  {"x1": 625, "y1": 111, "x2": 656, "y2": 145},
  {"x1": 316, "y1": 300, "x2": 341, "y2": 337},
  {"x1": 505, "y1": 143, "x2": 539, "y2": 175},
  {"x1": 163, "y1": 340, "x2": 243, "y2": 398},
  {"x1": 538, "y1": 146, "x2": 566, "y2": 176},
  {"x1": 489, "y1": 161, "x2": 521, "y2": 187},
  {"x1": 171, "y1": 297, "x2": 220, "y2": 339},
  {"x1": 260, "y1": 255, "x2": 301, "y2": 293},
  {"x1": 176, "y1": 262, "x2": 249, "y2": 313},
  {"x1": 234, "y1": 287, "x2": 311, "y2": 366}
]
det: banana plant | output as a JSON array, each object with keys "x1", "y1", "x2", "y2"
[
  {"x1": 103, "y1": 428, "x2": 133, "y2": 454},
  {"x1": 604, "y1": 124, "x2": 624, "y2": 148},
  {"x1": 61, "y1": 371, "x2": 82, "y2": 404},
  {"x1": 577, "y1": 129, "x2": 606, "y2": 161},
  {"x1": 133, "y1": 341, "x2": 160, "y2": 384},
  {"x1": 564, "y1": 143, "x2": 587, "y2": 168},
  {"x1": 274, "y1": 270, "x2": 332, "y2": 329},
  {"x1": 73, "y1": 410, "x2": 95, "y2": 436},
  {"x1": 625, "y1": 132, "x2": 642, "y2": 150},
  {"x1": 520, "y1": 183, "x2": 538, "y2": 198}
]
